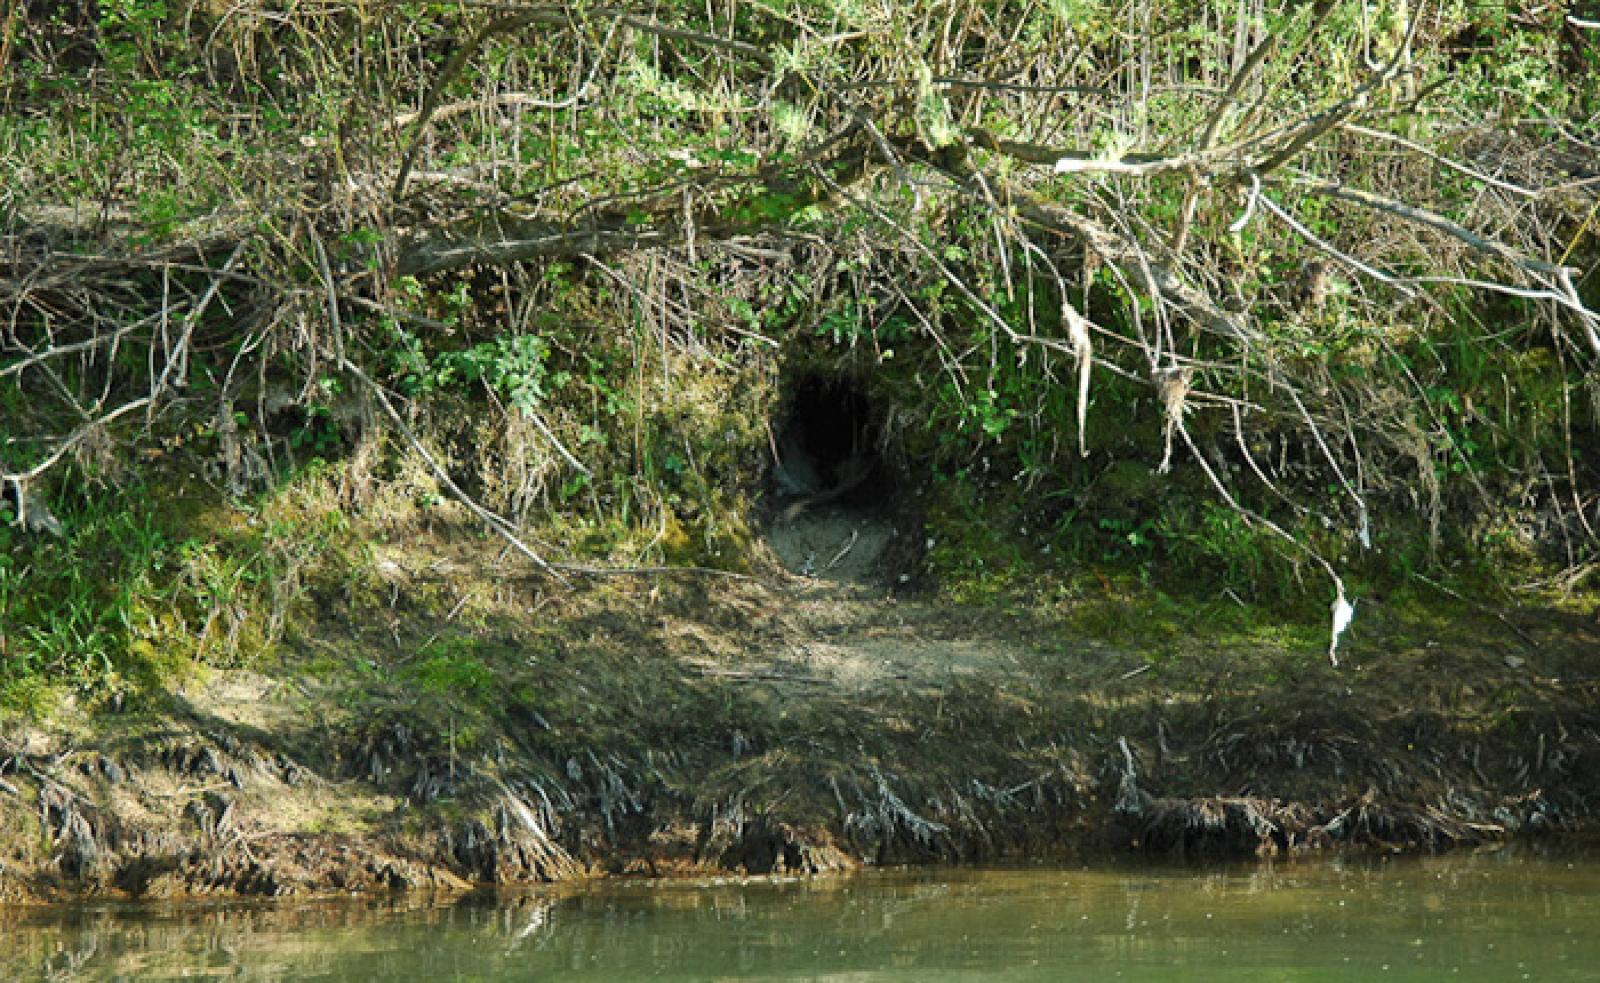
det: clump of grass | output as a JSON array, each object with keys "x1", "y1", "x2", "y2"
[{"x1": 0, "y1": 464, "x2": 367, "y2": 712}]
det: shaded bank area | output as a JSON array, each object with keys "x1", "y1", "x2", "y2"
[{"x1": 3, "y1": 509, "x2": 1598, "y2": 905}]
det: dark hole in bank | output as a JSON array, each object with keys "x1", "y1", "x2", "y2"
[{"x1": 769, "y1": 374, "x2": 884, "y2": 512}]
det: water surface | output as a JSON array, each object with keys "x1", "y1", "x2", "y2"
[{"x1": 6, "y1": 849, "x2": 1599, "y2": 981}]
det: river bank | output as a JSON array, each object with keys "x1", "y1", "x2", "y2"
[
  {"x1": 3, "y1": 0, "x2": 1598, "y2": 915},
  {"x1": 3, "y1": 499, "x2": 1597, "y2": 906}
]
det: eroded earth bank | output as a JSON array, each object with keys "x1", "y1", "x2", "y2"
[{"x1": 3, "y1": 487, "x2": 1598, "y2": 905}]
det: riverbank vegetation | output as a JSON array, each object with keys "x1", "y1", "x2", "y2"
[
  {"x1": 1, "y1": 0, "x2": 1598, "y2": 898},
  {"x1": 5, "y1": 0, "x2": 1596, "y2": 702}
]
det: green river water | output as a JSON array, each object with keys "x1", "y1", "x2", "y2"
[{"x1": 5, "y1": 849, "x2": 1598, "y2": 981}]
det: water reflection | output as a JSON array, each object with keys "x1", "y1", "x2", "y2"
[{"x1": 4, "y1": 848, "x2": 1599, "y2": 981}]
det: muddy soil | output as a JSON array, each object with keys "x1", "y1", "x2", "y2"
[{"x1": 764, "y1": 503, "x2": 900, "y2": 588}]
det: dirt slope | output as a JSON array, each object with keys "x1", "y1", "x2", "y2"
[{"x1": 2, "y1": 507, "x2": 1598, "y2": 904}]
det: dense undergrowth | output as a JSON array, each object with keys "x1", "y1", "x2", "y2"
[{"x1": 2, "y1": 0, "x2": 1598, "y2": 709}]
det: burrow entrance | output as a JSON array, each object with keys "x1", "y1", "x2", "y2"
[{"x1": 765, "y1": 373, "x2": 901, "y2": 584}]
